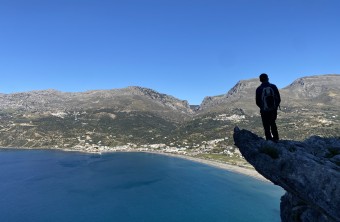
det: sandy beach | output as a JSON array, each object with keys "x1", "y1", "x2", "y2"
[{"x1": 142, "y1": 151, "x2": 268, "y2": 182}]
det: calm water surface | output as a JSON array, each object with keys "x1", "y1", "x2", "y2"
[{"x1": 0, "y1": 149, "x2": 284, "y2": 222}]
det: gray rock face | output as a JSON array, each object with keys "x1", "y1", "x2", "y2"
[
  {"x1": 199, "y1": 78, "x2": 259, "y2": 114},
  {"x1": 281, "y1": 74, "x2": 340, "y2": 109},
  {"x1": 283, "y1": 74, "x2": 340, "y2": 99},
  {"x1": 233, "y1": 127, "x2": 340, "y2": 222}
]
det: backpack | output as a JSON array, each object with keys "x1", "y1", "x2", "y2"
[{"x1": 261, "y1": 86, "x2": 276, "y2": 111}]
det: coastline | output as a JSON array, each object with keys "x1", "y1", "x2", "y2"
[
  {"x1": 143, "y1": 151, "x2": 268, "y2": 182},
  {"x1": 0, "y1": 146, "x2": 267, "y2": 182}
]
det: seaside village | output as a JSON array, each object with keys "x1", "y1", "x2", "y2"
[
  {"x1": 72, "y1": 133, "x2": 241, "y2": 157},
  {"x1": 70, "y1": 114, "x2": 245, "y2": 159}
]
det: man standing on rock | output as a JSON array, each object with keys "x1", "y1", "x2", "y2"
[{"x1": 256, "y1": 73, "x2": 281, "y2": 142}]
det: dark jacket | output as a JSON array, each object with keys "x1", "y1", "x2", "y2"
[{"x1": 256, "y1": 82, "x2": 281, "y2": 111}]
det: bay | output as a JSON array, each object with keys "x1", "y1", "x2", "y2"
[{"x1": 0, "y1": 149, "x2": 284, "y2": 222}]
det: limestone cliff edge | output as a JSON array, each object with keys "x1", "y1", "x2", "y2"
[{"x1": 233, "y1": 127, "x2": 340, "y2": 222}]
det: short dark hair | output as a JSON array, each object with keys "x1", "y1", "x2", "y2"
[{"x1": 259, "y1": 73, "x2": 269, "y2": 82}]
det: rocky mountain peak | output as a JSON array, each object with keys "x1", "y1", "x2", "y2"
[
  {"x1": 283, "y1": 74, "x2": 340, "y2": 98},
  {"x1": 123, "y1": 86, "x2": 192, "y2": 114},
  {"x1": 126, "y1": 86, "x2": 170, "y2": 100},
  {"x1": 199, "y1": 78, "x2": 259, "y2": 113},
  {"x1": 225, "y1": 78, "x2": 258, "y2": 99}
]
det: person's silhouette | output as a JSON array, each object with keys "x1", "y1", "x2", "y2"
[{"x1": 256, "y1": 73, "x2": 281, "y2": 141}]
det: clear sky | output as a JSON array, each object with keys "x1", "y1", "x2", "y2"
[{"x1": 1, "y1": 0, "x2": 339, "y2": 104}]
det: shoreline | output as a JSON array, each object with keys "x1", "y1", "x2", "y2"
[
  {"x1": 0, "y1": 146, "x2": 267, "y2": 182},
  {"x1": 142, "y1": 151, "x2": 268, "y2": 182}
]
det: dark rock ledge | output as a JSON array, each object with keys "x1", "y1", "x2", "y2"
[{"x1": 233, "y1": 127, "x2": 340, "y2": 222}]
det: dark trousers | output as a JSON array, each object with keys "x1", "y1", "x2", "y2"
[{"x1": 261, "y1": 110, "x2": 279, "y2": 141}]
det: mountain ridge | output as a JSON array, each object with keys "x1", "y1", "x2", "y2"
[
  {"x1": 0, "y1": 74, "x2": 339, "y2": 151},
  {"x1": 0, "y1": 86, "x2": 194, "y2": 121},
  {"x1": 199, "y1": 74, "x2": 340, "y2": 114},
  {"x1": 1, "y1": 74, "x2": 339, "y2": 108}
]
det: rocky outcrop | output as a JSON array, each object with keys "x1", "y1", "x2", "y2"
[{"x1": 233, "y1": 127, "x2": 340, "y2": 222}]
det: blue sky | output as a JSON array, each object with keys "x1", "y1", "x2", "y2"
[{"x1": 1, "y1": 0, "x2": 339, "y2": 104}]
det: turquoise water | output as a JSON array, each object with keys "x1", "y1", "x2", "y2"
[{"x1": 0, "y1": 149, "x2": 284, "y2": 222}]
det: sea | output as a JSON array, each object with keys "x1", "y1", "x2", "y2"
[{"x1": 0, "y1": 149, "x2": 284, "y2": 222}]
